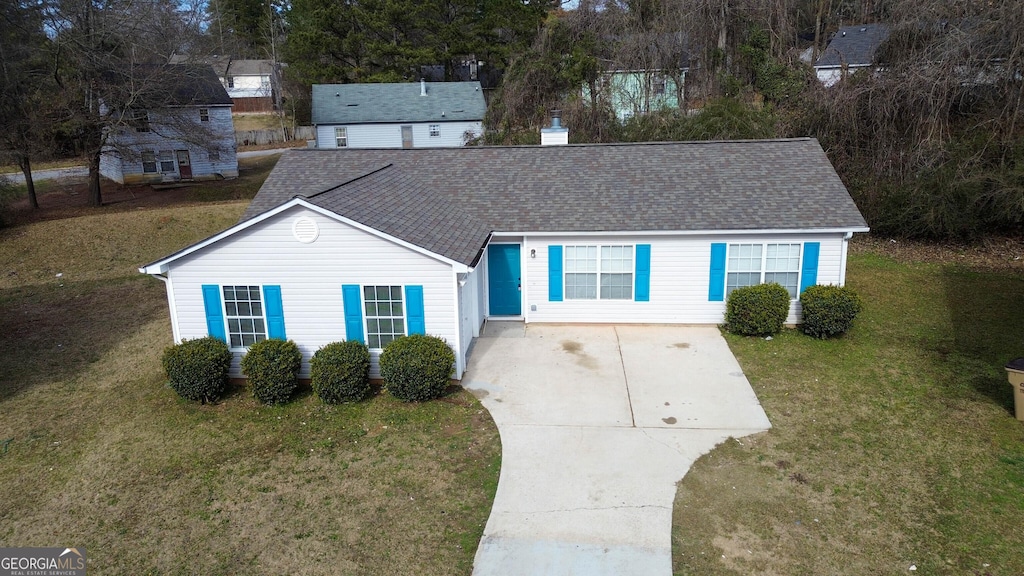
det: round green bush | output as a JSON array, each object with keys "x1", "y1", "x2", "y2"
[
  {"x1": 725, "y1": 282, "x2": 792, "y2": 336},
  {"x1": 161, "y1": 336, "x2": 233, "y2": 403},
  {"x1": 240, "y1": 339, "x2": 302, "y2": 405},
  {"x1": 310, "y1": 340, "x2": 371, "y2": 404},
  {"x1": 800, "y1": 284, "x2": 863, "y2": 338},
  {"x1": 379, "y1": 334, "x2": 455, "y2": 402}
]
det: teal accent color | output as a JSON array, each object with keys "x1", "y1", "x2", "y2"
[
  {"x1": 488, "y1": 244, "x2": 522, "y2": 315},
  {"x1": 800, "y1": 242, "x2": 820, "y2": 294},
  {"x1": 635, "y1": 244, "x2": 651, "y2": 302},
  {"x1": 548, "y1": 245, "x2": 563, "y2": 302},
  {"x1": 709, "y1": 243, "x2": 727, "y2": 301},
  {"x1": 202, "y1": 285, "x2": 227, "y2": 342},
  {"x1": 406, "y1": 285, "x2": 425, "y2": 335},
  {"x1": 342, "y1": 285, "x2": 364, "y2": 343},
  {"x1": 263, "y1": 285, "x2": 286, "y2": 340}
]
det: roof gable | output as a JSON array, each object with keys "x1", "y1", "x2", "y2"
[
  {"x1": 311, "y1": 82, "x2": 486, "y2": 125},
  {"x1": 815, "y1": 23, "x2": 891, "y2": 68}
]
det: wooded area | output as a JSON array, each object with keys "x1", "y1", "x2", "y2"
[{"x1": 2, "y1": 0, "x2": 1021, "y2": 237}]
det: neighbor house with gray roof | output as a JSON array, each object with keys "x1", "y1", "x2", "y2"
[
  {"x1": 140, "y1": 137, "x2": 868, "y2": 380},
  {"x1": 814, "y1": 23, "x2": 891, "y2": 86},
  {"x1": 312, "y1": 81, "x2": 486, "y2": 149}
]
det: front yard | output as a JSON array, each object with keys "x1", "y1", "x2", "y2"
[
  {"x1": 0, "y1": 201, "x2": 500, "y2": 575},
  {"x1": 674, "y1": 241, "x2": 1024, "y2": 575}
]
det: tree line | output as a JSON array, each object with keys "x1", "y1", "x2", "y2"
[{"x1": 2, "y1": 0, "x2": 1021, "y2": 238}]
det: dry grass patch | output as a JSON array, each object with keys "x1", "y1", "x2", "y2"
[
  {"x1": 674, "y1": 251, "x2": 1024, "y2": 575},
  {"x1": 0, "y1": 200, "x2": 501, "y2": 575}
]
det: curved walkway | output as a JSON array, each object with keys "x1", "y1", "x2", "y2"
[{"x1": 463, "y1": 324, "x2": 771, "y2": 575}]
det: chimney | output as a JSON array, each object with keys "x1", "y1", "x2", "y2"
[
  {"x1": 540, "y1": 110, "x2": 569, "y2": 146},
  {"x1": 421, "y1": 78, "x2": 427, "y2": 96}
]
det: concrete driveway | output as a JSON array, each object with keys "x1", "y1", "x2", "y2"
[{"x1": 462, "y1": 323, "x2": 771, "y2": 576}]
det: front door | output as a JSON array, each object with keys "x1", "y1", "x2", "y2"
[
  {"x1": 401, "y1": 125, "x2": 413, "y2": 149},
  {"x1": 488, "y1": 244, "x2": 521, "y2": 316},
  {"x1": 176, "y1": 150, "x2": 192, "y2": 179}
]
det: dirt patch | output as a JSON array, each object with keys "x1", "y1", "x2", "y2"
[
  {"x1": 561, "y1": 340, "x2": 582, "y2": 353},
  {"x1": 671, "y1": 342, "x2": 691, "y2": 349},
  {"x1": 560, "y1": 340, "x2": 598, "y2": 370},
  {"x1": 851, "y1": 234, "x2": 1024, "y2": 271}
]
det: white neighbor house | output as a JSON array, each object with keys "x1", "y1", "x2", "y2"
[
  {"x1": 100, "y1": 65, "x2": 239, "y2": 185},
  {"x1": 140, "y1": 138, "x2": 868, "y2": 380},
  {"x1": 312, "y1": 81, "x2": 485, "y2": 149},
  {"x1": 814, "y1": 23, "x2": 891, "y2": 87}
]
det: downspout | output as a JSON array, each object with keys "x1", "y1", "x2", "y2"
[
  {"x1": 151, "y1": 273, "x2": 182, "y2": 343},
  {"x1": 838, "y1": 231, "x2": 853, "y2": 286}
]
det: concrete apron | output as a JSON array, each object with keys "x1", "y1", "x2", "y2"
[{"x1": 463, "y1": 324, "x2": 771, "y2": 576}]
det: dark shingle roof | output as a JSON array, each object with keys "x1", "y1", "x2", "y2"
[
  {"x1": 311, "y1": 82, "x2": 486, "y2": 125},
  {"x1": 815, "y1": 23, "x2": 891, "y2": 68},
  {"x1": 167, "y1": 64, "x2": 233, "y2": 106},
  {"x1": 243, "y1": 139, "x2": 867, "y2": 266}
]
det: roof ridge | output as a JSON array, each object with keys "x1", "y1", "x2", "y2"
[
  {"x1": 303, "y1": 163, "x2": 394, "y2": 199},
  {"x1": 290, "y1": 137, "x2": 815, "y2": 153}
]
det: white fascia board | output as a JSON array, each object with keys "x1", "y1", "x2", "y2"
[
  {"x1": 139, "y1": 197, "x2": 469, "y2": 275},
  {"x1": 492, "y1": 227, "x2": 870, "y2": 238}
]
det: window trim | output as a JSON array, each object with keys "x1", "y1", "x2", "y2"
[
  {"x1": 563, "y1": 244, "x2": 636, "y2": 301},
  {"x1": 429, "y1": 124, "x2": 440, "y2": 137},
  {"x1": 362, "y1": 285, "x2": 407, "y2": 350},
  {"x1": 158, "y1": 150, "x2": 175, "y2": 173},
  {"x1": 725, "y1": 242, "x2": 803, "y2": 299},
  {"x1": 142, "y1": 150, "x2": 157, "y2": 173},
  {"x1": 335, "y1": 127, "x2": 348, "y2": 148},
  {"x1": 222, "y1": 285, "x2": 268, "y2": 350},
  {"x1": 199, "y1": 108, "x2": 210, "y2": 122}
]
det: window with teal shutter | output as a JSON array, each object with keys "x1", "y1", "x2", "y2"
[
  {"x1": 406, "y1": 285, "x2": 425, "y2": 335},
  {"x1": 342, "y1": 285, "x2": 364, "y2": 343},
  {"x1": 708, "y1": 243, "x2": 726, "y2": 301},
  {"x1": 548, "y1": 245, "x2": 563, "y2": 301},
  {"x1": 202, "y1": 285, "x2": 226, "y2": 342},
  {"x1": 635, "y1": 244, "x2": 651, "y2": 302},
  {"x1": 799, "y1": 242, "x2": 820, "y2": 294}
]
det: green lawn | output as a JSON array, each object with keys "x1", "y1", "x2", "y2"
[
  {"x1": 0, "y1": 202, "x2": 500, "y2": 575},
  {"x1": 673, "y1": 249, "x2": 1024, "y2": 575}
]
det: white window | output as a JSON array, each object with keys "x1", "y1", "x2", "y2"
[
  {"x1": 131, "y1": 109, "x2": 150, "y2": 132},
  {"x1": 565, "y1": 245, "x2": 634, "y2": 300},
  {"x1": 429, "y1": 124, "x2": 440, "y2": 137},
  {"x1": 364, "y1": 286, "x2": 405, "y2": 349},
  {"x1": 158, "y1": 150, "x2": 175, "y2": 172},
  {"x1": 226, "y1": 76, "x2": 234, "y2": 88},
  {"x1": 223, "y1": 286, "x2": 266, "y2": 348},
  {"x1": 726, "y1": 243, "x2": 802, "y2": 298},
  {"x1": 142, "y1": 150, "x2": 157, "y2": 173},
  {"x1": 335, "y1": 127, "x2": 348, "y2": 147},
  {"x1": 199, "y1": 108, "x2": 209, "y2": 122}
]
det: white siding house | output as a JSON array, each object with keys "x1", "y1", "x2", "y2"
[
  {"x1": 312, "y1": 81, "x2": 485, "y2": 149},
  {"x1": 100, "y1": 65, "x2": 238, "y2": 184},
  {"x1": 142, "y1": 140, "x2": 868, "y2": 381},
  {"x1": 814, "y1": 24, "x2": 890, "y2": 86}
]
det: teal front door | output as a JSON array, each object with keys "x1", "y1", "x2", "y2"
[{"x1": 488, "y1": 244, "x2": 521, "y2": 316}]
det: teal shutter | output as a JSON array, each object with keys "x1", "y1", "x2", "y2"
[
  {"x1": 406, "y1": 285, "x2": 425, "y2": 335},
  {"x1": 635, "y1": 244, "x2": 651, "y2": 302},
  {"x1": 548, "y1": 245, "x2": 563, "y2": 302},
  {"x1": 708, "y1": 243, "x2": 727, "y2": 301},
  {"x1": 263, "y1": 285, "x2": 286, "y2": 340},
  {"x1": 342, "y1": 285, "x2": 364, "y2": 343},
  {"x1": 800, "y1": 242, "x2": 820, "y2": 294},
  {"x1": 202, "y1": 285, "x2": 226, "y2": 343}
]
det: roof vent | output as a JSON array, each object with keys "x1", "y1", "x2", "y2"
[
  {"x1": 421, "y1": 78, "x2": 427, "y2": 96},
  {"x1": 292, "y1": 216, "x2": 319, "y2": 243}
]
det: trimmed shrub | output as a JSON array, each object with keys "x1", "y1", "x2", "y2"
[
  {"x1": 161, "y1": 337, "x2": 233, "y2": 403},
  {"x1": 310, "y1": 340, "x2": 371, "y2": 404},
  {"x1": 800, "y1": 284, "x2": 863, "y2": 338},
  {"x1": 725, "y1": 283, "x2": 791, "y2": 336},
  {"x1": 241, "y1": 339, "x2": 302, "y2": 405},
  {"x1": 379, "y1": 335, "x2": 455, "y2": 402}
]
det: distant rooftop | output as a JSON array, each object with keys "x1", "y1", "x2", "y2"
[
  {"x1": 311, "y1": 82, "x2": 486, "y2": 125},
  {"x1": 815, "y1": 23, "x2": 891, "y2": 68}
]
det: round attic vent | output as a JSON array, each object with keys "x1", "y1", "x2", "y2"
[{"x1": 292, "y1": 217, "x2": 319, "y2": 243}]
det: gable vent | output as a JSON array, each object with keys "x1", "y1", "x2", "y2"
[{"x1": 292, "y1": 217, "x2": 320, "y2": 243}]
